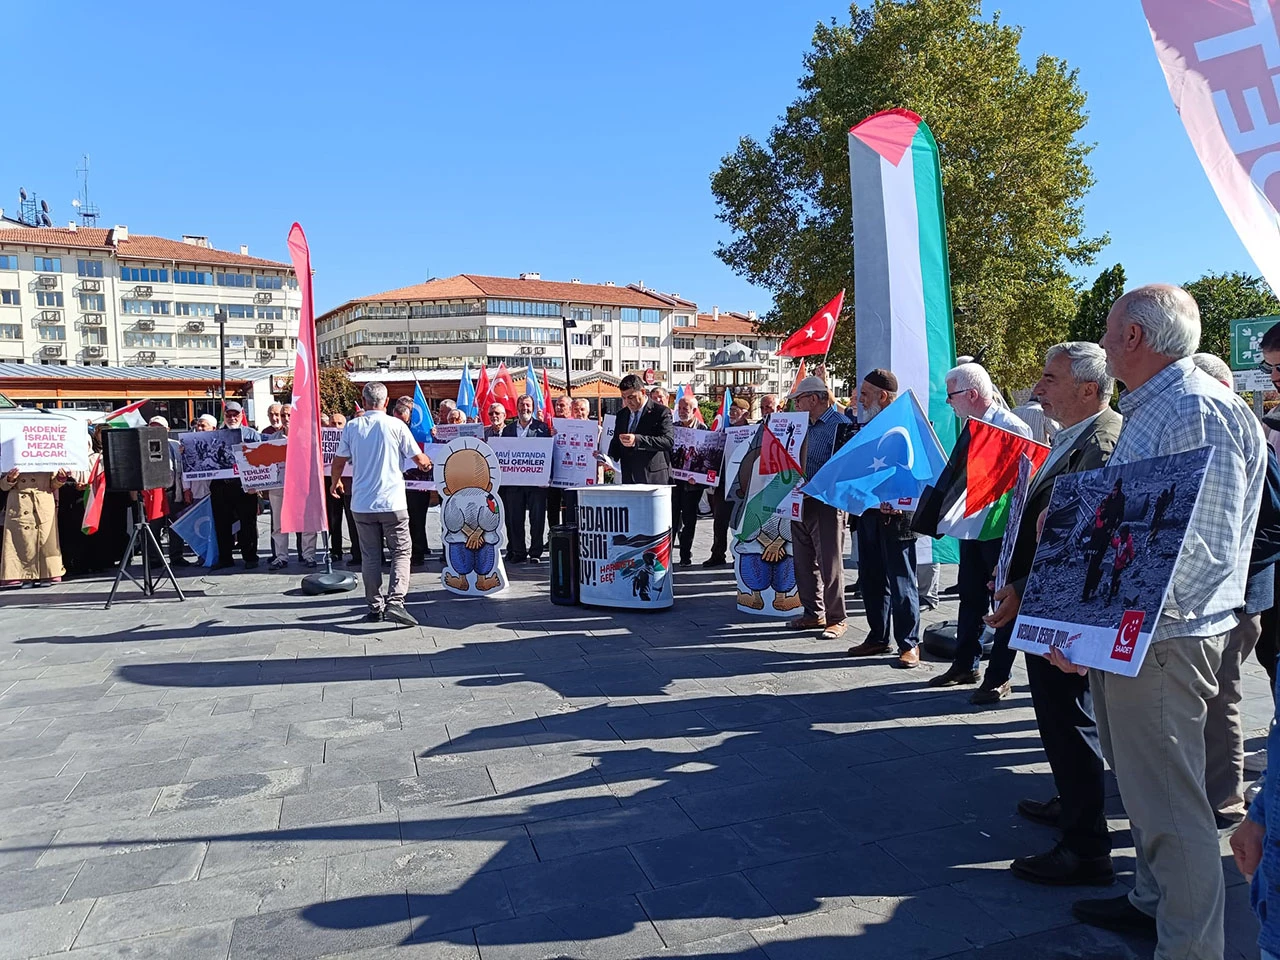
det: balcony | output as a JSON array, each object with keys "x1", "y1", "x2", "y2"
[{"x1": 256, "y1": 322, "x2": 275, "y2": 335}]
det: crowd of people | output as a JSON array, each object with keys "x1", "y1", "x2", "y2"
[{"x1": 4, "y1": 282, "x2": 1280, "y2": 957}]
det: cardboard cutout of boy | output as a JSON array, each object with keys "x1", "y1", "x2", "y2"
[
  {"x1": 439, "y1": 437, "x2": 507, "y2": 595},
  {"x1": 729, "y1": 430, "x2": 802, "y2": 615}
]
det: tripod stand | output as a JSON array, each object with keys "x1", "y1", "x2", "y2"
[{"x1": 105, "y1": 499, "x2": 186, "y2": 609}]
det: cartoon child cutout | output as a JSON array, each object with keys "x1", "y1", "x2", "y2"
[
  {"x1": 733, "y1": 512, "x2": 800, "y2": 612},
  {"x1": 439, "y1": 438, "x2": 507, "y2": 595}
]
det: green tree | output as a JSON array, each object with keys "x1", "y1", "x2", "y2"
[
  {"x1": 1070, "y1": 263, "x2": 1126, "y2": 344},
  {"x1": 710, "y1": 0, "x2": 1104, "y2": 386},
  {"x1": 1182, "y1": 272, "x2": 1280, "y2": 363},
  {"x1": 276, "y1": 367, "x2": 361, "y2": 417}
]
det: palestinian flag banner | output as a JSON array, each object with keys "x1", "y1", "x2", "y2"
[
  {"x1": 99, "y1": 399, "x2": 155, "y2": 429},
  {"x1": 850, "y1": 109, "x2": 958, "y2": 560},
  {"x1": 736, "y1": 420, "x2": 806, "y2": 542},
  {"x1": 911, "y1": 419, "x2": 1050, "y2": 541},
  {"x1": 81, "y1": 457, "x2": 106, "y2": 535}
]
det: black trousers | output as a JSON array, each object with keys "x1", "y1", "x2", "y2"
[
  {"x1": 953, "y1": 538, "x2": 1003, "y2": 672},
  {"x1": 503, "y1": 486, "x2": 547, "y2": 561},
  {"x1": 325, "y1": 478, "x2": 360, "y2": 560},
  {"x1": 1025, "y1": 651, "x2": 1110, "y2": 858},
  {"x1": 210, "y1": 480, "x2": 259, "y2": 564},
  {"x1": 855, "y1": 511, "x2": 920, "y2": 652},
  {"x1": 406, "y1": 490, "x2": 431, "y2": 561},
  {"x1": 708, "y1": 485, "x2": 730, "y2": 562},
  {"x1": 672, "y1": 483, "x2": 702, "y2": 562},
  {"x1": 546, "y1": 488, "x2": 564, "y2": 529}
]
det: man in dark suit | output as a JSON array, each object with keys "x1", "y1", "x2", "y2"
[
  {"x1": 607, "y1": 373, "x2": 673, "y2": 484},
  {"x1": 984, "y1": 342, "x2": 1122, "y2": 886},
  {"x1": 501, "y1": 394, "x2": 553, "y2": 563}
]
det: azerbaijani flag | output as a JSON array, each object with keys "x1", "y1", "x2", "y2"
[
  {"x1": 99, "y1": 400, "x2": 154, "y2": 429},
  {"x1": 736, "y1": 426, "x2": 804, "y2": 542},
  {"x1": 911, "y1": 419, "x2": 1050, "y2": 541}
]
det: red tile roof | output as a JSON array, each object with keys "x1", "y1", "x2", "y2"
[
  {"x1": 0, "y1": 227, "x2": 290, "y2": 269},
  {"x1": 339, "y1": 274, "x2": 675, "y2": 314},
  {"x1": 694, "y1": 311, "x2": 762, "y2": 336}
]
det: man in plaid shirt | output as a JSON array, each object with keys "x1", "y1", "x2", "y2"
[{"x1": 1064, "y1": 284, "x2": 1265, "y2": 960}]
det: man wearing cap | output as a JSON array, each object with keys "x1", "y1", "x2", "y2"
[
  {"x1": 845, "y1": 370, "x2": 923, "y2": 666},
  {"x1": 790, "y1": 376, "x2": 851, "y2": 639},
  {"x1": 210, "y1": 401, "x2": 262, "y2": 570}
]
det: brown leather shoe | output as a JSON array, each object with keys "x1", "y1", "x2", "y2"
[
  {"x1": 897, "y1": 647, "x2": 921, "y2": 668},
  {"x1": 821, "y1": 621, "x2": 848, "y2": 640},
  {"x1": 847, "y1": 641, "x2": 891, "y2": 657},
  {"x1": 789, "y1": 615, "x2": 826, "y2": 630}
]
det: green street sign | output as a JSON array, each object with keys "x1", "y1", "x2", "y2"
[{"x1": 1231, "y1": 316, "x2": 1280, "y2": 370}]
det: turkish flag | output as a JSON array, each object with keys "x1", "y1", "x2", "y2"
[
  {"x1": 778, "y1": 290, "x2": 844, "y2": 358},
  {"x1": 493, "y1": 362, "x2": 518, "y2": 416},
  {"x1": 475, "y1": 363, "x2": 493, "y2": 417}
]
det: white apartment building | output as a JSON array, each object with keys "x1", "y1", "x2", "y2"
[
  {"x1": 0, "y1": 224, "x2": 301, "y2": 369},
  {"x1": 316, "y1": 272, "x2": 795, "y2": 397}
]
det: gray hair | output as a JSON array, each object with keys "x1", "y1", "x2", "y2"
[
  {"x1": 945, "y1": 362, "x2": 994, "y2": 399},
  {"x1": 1045, "y1": 341, "x2": 1114, "y2": 401},
  {"x1": 362, "y1": 381, "x2": 388, "y2": 409},
  {"x1": 392, "y1": 395, "x2": 415, "y2": 417},
  {"x1": 267, "y1": 402, "x2": 282, "y2": 414},
  {"x1": 1111, "y1": 284, "x2": 1200, "y2": 359},
  {"x1": 1192, "y1": 352, "x2": 1232, "y2": 385}
]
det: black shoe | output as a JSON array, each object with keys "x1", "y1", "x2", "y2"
[
  {"x1": 1011, "y1": 843, "x2": 1115, "y2": 887},
  {"x1": 677, "y1": 557, "x2": 692, "y2": 568},
  {"x1": 212, "y1": 560, "x2": 235, "y2": 570},
  {"x1": 701, "y1": 557, "x2": 729, "y2": 568},
  {"x1": 348, "y1": 557, "x2": 362, "y2": 567},
  {"x1": 1071, "y1": 894, "x2": 1156, "y2": 938},
  {"x1": 1017, "y1": 796, "x2": 1062, "y2": 827},
  {"x1": 507, "y1": 555, "x2": 526, "y2": 565},
  {"x1": 383, "y1": 603, "x2": 418, "y2": 628},
  {"x1": 969, "y1": 681, "x2": 1011, "y2": 705},
  {"x1": 364, "y1": 609, "x2": 384, "y2": 623},
  {"x1": 928, "y1": 665, "x2": 981, "y2": 687},
  {"x1": 942, "y1": 583, "x2": 961, "y2": 596},
  {"x1": 170, "y1": 557, "x2": 192, "y2": 568},
  {"x1": 411, "y1": 555, "x2": 425, "y2": 566},
  {"x1": 526, "y1": 556, "x2": 542, "y2": 565},
  {"x1": 243, "y1": 559, "x2": 260, "y2": 570}
]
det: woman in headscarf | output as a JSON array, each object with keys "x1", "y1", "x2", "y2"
[{"x1": 1, "y1": 466, "x2": 68, "y2": 586}]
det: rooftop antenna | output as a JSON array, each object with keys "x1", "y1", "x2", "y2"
[
  {"x1": 16, "y1": 187, "x2": 43, "y2": 227},
  {"x1": 72, "y1": 155, "x2": 99, "y2": 227}
]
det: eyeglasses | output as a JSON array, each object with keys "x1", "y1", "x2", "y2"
[
  {"x1": 1259, "y1": 359, "x2": 1277, "y2": 375},
  {"x1": 945, "y1": 389, "x2": 969, "y2": 399}
]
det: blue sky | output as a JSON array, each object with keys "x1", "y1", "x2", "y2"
[{"x1": 2, "y1": 1, "x2": 1256, "y2": 315}]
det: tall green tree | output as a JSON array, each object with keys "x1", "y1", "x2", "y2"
[
  {"x1": 711, "y1": 0, "x2": 1104, "y2": 386},
  {"x1": 1070, "y1": 263, "x2": 1125, "y2": 344},
  {"x1": 1182, "y1": 272, "x2": 1280, "y2": 363},
  {"x1": 276, "y1": 367, "x2": 361, "y2": 417}
]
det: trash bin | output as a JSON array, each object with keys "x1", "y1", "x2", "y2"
[{"x1": 549, "y1": 523, "x2": 580, "y2": 606}]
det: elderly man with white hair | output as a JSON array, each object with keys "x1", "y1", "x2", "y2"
[
  {"x1": 1055, "y1": 285, "x2": 1266, "y2": 960},
  {"x1": 929, "y1": 362, "x2": 1030, "y2": 693}
]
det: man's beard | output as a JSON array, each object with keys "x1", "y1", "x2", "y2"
[{"x1": 858, "y1": 399, "x2": 881, "y2": 424}]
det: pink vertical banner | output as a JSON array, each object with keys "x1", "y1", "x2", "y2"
[
  {"x1": 281, "y1": 223, "x2": 328, "y2": 535},
  {"x1": 1143, "y1": 0, "x2": 1280, "y2": 291}
]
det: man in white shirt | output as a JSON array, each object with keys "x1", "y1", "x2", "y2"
[{"x1": 330, "y1": 382, "x2": 432, "y2": 626}]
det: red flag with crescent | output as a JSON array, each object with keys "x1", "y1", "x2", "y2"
[
  {"x1": 281, "y1": 223, "x2": 328, "y2": 535},
  {"x1": 778, "y1": 290, "x2": 844, "y2": 358}
]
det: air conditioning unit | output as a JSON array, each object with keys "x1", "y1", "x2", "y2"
[
  {"x1": 85, "y1": 345, "x2": 104, "y2": 358},
  {"x1": 36, "y1": 275, "x2": 58, "y2": 289},
  {"x1": 518, "y1": 346, "x2": 533, "y2": 355},
  {"x1": 591, "y1": 324, "x2": 604, "y2": 333},
  {"x1": 253, "y1": 292, "x2": 273, "y2": 305},
  {"x1": 78, "y1": 279, "x2": 102, "y2": 293},
  {"x1": 136, "y1": 319, "x2": 156, "y2": 332},
  {"x1": 81, "y1": 313, "x2": 104, "y2": 326},
  {"x1": 37, "y1": 311, "x2": 62, "y2": 324},
  {"x1": 133, "y1": 285, "x2": 152, "y2": 298},
  {"x1": 693, "y1": 373, "x2": 707, "y2": 384},
  {"x1": 187, "y1": 320, "x2": 205, "y2": 333},
  {"x1": 229, "y1": 359, "x2": 244, "y2": 367},
  {"x1": 693, "y1": 351, "x2": 706, "y2": 359},
  {"x1": 256, "y1": 322, "x2": 274, "y2": 334},
  {"x1": 136, "y1": 351, "x2": 156, "y2": 362},
  {"x1": 590, "y1": 349, "x2": 605, "y2": 357},
  {"x1": 257, "y1": 349, "x2": 275, "y2": 362},
  {"x1": 41, "y1": 344, "x2": 63, "y2": 357},
  {"x1": 534, "y1": 346, "x2": 545, "y2": 355}
]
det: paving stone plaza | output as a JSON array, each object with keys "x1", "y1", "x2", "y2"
[{"x1": 0, "y1": 516, "x2": 1267, "y2": 960}]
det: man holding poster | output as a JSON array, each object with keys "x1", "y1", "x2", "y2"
[{"x1": 1062, "y1": 286, "x2": 1265, "y2": 959}]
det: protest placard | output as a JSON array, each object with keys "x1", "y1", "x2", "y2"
[
  {"x1": 672, "y1": 427, "x2": 726, "y2": 485},
  {"x1": 721, "y1": 425, "x2": 756, "y2": 483},
  {"x1": 232, "y1": 438, "x2": 288, "y2": 492},
  {"x1": 179, "y1": 429, "x2": 241, "y2": 481},
  {"x1": 404, "y1": 443, "x2": 443, "y2": 492},
  {"x1": 1009, "y1": 447, "x2": 1212, "y2": 677},
  {"x1": 551, "y1": 418, "x2": 602, "y2": 488},
  {"x1": 0, "y1": 417, "x2": 90, "y2": 473},
  {"x1": 433, "y1": 423, "x2": 484, "y2": 443},
  {"x1": 488, "y1": 437, "x2": 554, "y2": 486},
  {"x1": 320, "y1": 427, "x2": 352, "y2": 478}
]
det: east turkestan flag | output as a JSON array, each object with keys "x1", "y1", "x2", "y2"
[{"x1": 911, "y1": 419, "x2": 1051, "y2": 541}]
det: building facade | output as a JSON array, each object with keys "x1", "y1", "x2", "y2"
[{"x1": 0, "y1": 225, "x2": 300, "y2": 370}]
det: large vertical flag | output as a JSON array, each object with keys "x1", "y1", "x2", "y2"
[
  {"x1": 1142, "y1": 1, "x2": 1280, "y2": 294},
  {"x1": 541, "y1": 368, "x2": 555, "y2": 424},
  {"x1": 711, "y1": 387, "x2": 733, "y2": 431},
  {"x1": 493, "y1": 362, "x2": 518, "y2": 416},
  {"x1": 281, "y1": 223, "x2": 327, "y2": 536},
  {"x1": 81, "y1": 458, "x2": 105, "y2": 534},
  {"x1": 457, "y1": 361, "x2": 478, "y2": 419},
  {"x1": 525, "y1": 361, "x2": 545, "y2": 411},
  {"x1": 410, "y1": 378, "x2": 435, "y2": 445},
  {"x1": 474, "y1": 363, "x2": 492, "y2": 418}
]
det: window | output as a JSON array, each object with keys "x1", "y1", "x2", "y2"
[
  {"x1": 601, "y1": 335, "x2": 613, "y2": 347},
  {"x1": 701, "y1": 338, "x2": 717, "y2": 350},
  {"x1": 641, "y1": 309, "x2": 660, "y2": 323},
  {"x1": 569, "y1": 307, "x2": 593, "y2": 323},
  {"x1": 120, "y1": 266, "x2": 168, "y2": 283},
  {"x1": 38, "y1": 325, "x2": 66, "y2": 341},
  {"x1": 259, "y1": 337, "x2": 286, "y2": 350},
  {"x1": 216, "y1": 272, "x2": 252, "y2": 287},
  {"x1": 286, "y1": 277, "x2": 298, "y2": 289},
  {"x1": 174, "y1": 270, "x2": 214, "y2": 285},
  {"x1": 0, "y1": 324, "x2": 20, "y2": 340},
  {"x1": 0, "y1": 290, "x2": 18, "y2": 306},
  {"x1": 600, "y1": 309, "x2": 611, "y2": 322},
  {"x1": 257, "y1": 306, "x2": 283, "y2": 321},
  {"x1": 722, "y1": 338, "x2": 734, "y2": 347},
  {"x1": 79, "y1": 293, "x2": 105, "y2": 312},
  {"x1": 621, "y1": 360, "x2": 640, "y2": 372},
  {"x1": 36, "y1": 291, "x2": 64, "y2": 308},
  {"x1": 673, "y1": 361, "x2": 695, "y2": 374},
  {"x1": 287, "y1": 307, "x2": 300, "y2": 322},
  {"x1": 175, "y1": 302, "x2": 216, "y2": 317},
  {"x1": 674, "y1": 314, "x2": 691, "y2": 327},
  {"x1": 487, "y1": 326, "x2": 562, "y2": 344},
  {"x1": 122, "y1": 300, "x2": 171, "y2": 315},
  {"x1": 673, "y1": 337, "x2": 694, "y2": 351},
  {"x1": 600, "y1": 359, "x2": 613, "y2": 372},
  {"x1": 255, "y1": 275, "x2": 283, "y2": 289},
  {"x1": 77, "y1": 259, "x2": 104, "y2": 277},
  {"x1": 642, "y1": 336, "x2": 660, "y2": 348},
  {"x1": 221, "y1": 304, "x2": 254, "y2": 319},
  {"x1": 81, "y1": 327, "x2": 107, "y2": 345},
  {"x1": 178, "y1": 333, "x2": 219, "y2": 350},
  {"x1": 123, "y1": 332, "x2": 173, "y2": 348},
  {"x1": 34, "y1": 256, "x2": 61, "y2": 272},
  {"x1": 621, "y1": 308, "x2": 639, "y2": 323},
  {"x1": 621, "y1": 336, "x2": 638, "y2": 348},
  {"x1": 571, "y1": 333, "x2": 593, "y2": 346},
  {"x1": 571, "y1": 358, "x2": 595, "y2": 372},
  {"x1": 0, "y1": 255, "x2": 16, "y2": 270},
  {"x1": 759, "y1": 339, "x2": 778, "y2": 351},
  {"x1": 486, "y1": 299, "x2": 560, "y2": 318}
]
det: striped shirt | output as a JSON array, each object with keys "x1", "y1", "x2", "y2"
[
  {"x1": 1110, "y1": 359, "x2": 1266, "y2": 641},
  {"x1": 802, "y1": 405, "x2": 846, "y2": 478}
]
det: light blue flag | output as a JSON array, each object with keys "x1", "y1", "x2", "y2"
[
  {"x1": 170, "y1": 494, "x2": 218, "y2": 567},
  {"x1": 525, "y1": 361, "x2": 545, "y2": 409},
  {"x1": 411, "y1": 379, "x2": 435, "y2": 445},
  {"x1": 456, "y1": 361, "x2": 478, "y2": 419},
  {"x1": 803, "y1": 390, "x2": 946, "y2": 516}
]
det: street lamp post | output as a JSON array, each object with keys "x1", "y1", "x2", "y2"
[
  {"x1": 215, "y1": 309, "x2": 228, "y2": 407},
  {"x1": 560, "y1": 315, "x2": 576, "y2": 400}
]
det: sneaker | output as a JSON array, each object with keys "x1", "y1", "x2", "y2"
[
  {"x1": 383, "y1": 603, "x2": 418, "y2": 628},
  {"x1": 526, "y1": 556, "x2": 543, "y2": 565},
  {"x1": 269, "y1": 557, "x2": 288, "y2": 570}
]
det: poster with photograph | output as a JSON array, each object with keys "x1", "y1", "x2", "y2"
[
  {"x1": 1010, "y1": 447, "x2": 1212, "y2": 677},
  {"x1": 233, "y1": 438, "x2": 288, "y2": 492},
  {"x1": 762, "y1": 413, "x2": 809, "y2": 521},
  {"x1": 404, "y1": 443, "x2": 443, "y2": 492},
  {"x1": 487, "y1": 437, "x2": 554, "y2": 486},
  {"x1": 180, "y1": 429, "x2": 241, "y2": 481},
  {"x1": 0, "y1": 417, "x2": 90, "y2": 473},
  {"x1": 433, "y1": 423, "x2": 484, "y2": 443},
  {"x1": 993, "y1": 454, "x2": 1034, "y2": 592},
  {"x1": 722, "y1": 425, "x2": 756, "y2": 482},
  {"x1": 672, "y1": 427, "x2": 727, "y2": 486},
  {"x1": 551, "y1": 419, "x2": 602, "y2": 488}
]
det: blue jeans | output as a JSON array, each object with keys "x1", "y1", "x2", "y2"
[{"x1": 855, "y1": 511, "x2": 919, "y2": 652}]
